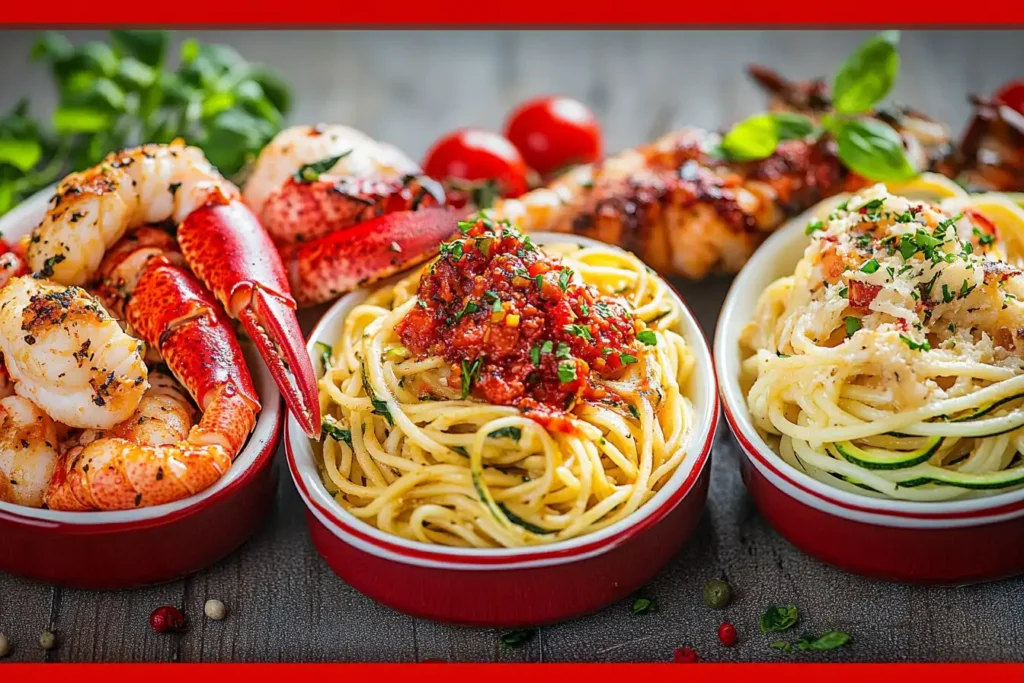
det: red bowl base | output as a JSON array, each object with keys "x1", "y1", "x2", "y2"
[
  {"x1": 0, "y1": 453, "x2": 277, "y2": 590},
  {"x1": 307, "y1": 463, "x2": 711, "y2": 627},
  {"x1": 741, "y1": 456, "x2": 1024, "y2": 585}
]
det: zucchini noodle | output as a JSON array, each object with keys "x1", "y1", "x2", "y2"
[
  {"x1": 741, "y1": 181, "x2": 1024, "y2": 501},
  {"x1": 315, "y1": 241, "x2": 696, "y2": 547}
]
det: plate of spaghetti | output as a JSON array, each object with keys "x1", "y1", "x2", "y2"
[
  {"x1": 716, "y1": 175, "x2": 1024, "y2": 583},
  {"x1": 287, "y1": 217, "x2": 718, "y2": 624}
]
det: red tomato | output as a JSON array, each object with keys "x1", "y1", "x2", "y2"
[
  {"x1": 422, "y1": 129, "x2": 529, "y2": 201},
  {"x1": 504, "y1": 96, "x2": 602, "y2": 178},
  {"x1": 994, "y1": 80, "x2": 1024, "y2": 115}
]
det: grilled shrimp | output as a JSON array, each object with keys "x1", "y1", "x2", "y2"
[
  {"x1": 243, "y1": 124, "x2": 460, "y2": 306},
  {"x1": 28, "y1": 141, "x2": 319, "y2": 436},
  {"x1": 0, "y1": 276, "x2": 148, "y2": 429},
  {"x1": 76, "y1": 371, "x2": 194, "y2": 449},
  {"x1": 493, "y1": 128, "x2": 859, "y2": 279},
  {"x1": 0, "y1": 395, "x2": 59, "y2": 507}
]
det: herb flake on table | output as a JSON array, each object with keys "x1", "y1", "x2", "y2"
[{"x1": 759, "y1": 604, "x2": 799, "y2": 633}]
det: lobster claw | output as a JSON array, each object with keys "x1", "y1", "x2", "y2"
[{"x1": 177, "y1": 201, "x2": 321, "y2": 438}]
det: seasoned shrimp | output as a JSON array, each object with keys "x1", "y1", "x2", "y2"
[
  {"x1": 27, "y1": 140, "x2": 319, "y2": 438},
  {"x1": 77, "y1": 371, "x2": 194, "y2": 449},
  {"x1": 0, "y1": 395, "x2": 59, "y2": 507},
  {"x1": 0, "y1": 277, "x2": 148, "y2": 429}
]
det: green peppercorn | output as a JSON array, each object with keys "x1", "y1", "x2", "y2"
[{"x1": 703, "y1": 579, "x2": 732, "y2": 608}]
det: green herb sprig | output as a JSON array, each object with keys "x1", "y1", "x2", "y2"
[
  {"x1": 717, "y1": 31, "x2": 916, "y2": 183},
  {"x1": 0, "y1": 30, "x2": 290, "y2": 217}
]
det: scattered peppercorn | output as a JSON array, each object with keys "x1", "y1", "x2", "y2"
[
  {"x1": 149, "y1": 605, "x2": 187, "y2": 634},
  {"x1": 0, "y1": 632, "x2": 9, "y2": 658},
  {"x1": 39, "y1": 630, "x2": 56, "y2": 650},
  {"x1": 204, "y1": 599, "x2": 227, "y2": 621},
  {"x1": 673, "y1": 646, "x2": 700, "y2": 663},
  {"x1": 718, "y1": 622, "x2": 738, "y2": 647},
  {"x1": 703, "y1": 579, "x2": 732, "y2": 608}
]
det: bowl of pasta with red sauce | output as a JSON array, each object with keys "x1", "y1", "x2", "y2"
[
  {"x1": 286, "y1": 219, "x2": 718, "y2": 626},
  {"x1": 0, "y1": 181, "x2": 283, "y2": 590},
  {"x1": 716, "y1": 175, "x2": 1024, "y2": 584}
]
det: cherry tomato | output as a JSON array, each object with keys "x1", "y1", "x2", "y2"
[
  {"x1": 717, "y1": 622, "x2": 738, "y2": 647},
  {"x1": 994, "y1": 80, "x2": 1024, "y2": 115},
  {"x1": 422, "y1": 129, "x2": 530, "y2": 204},
  {"x1": 504, "y1": 96, "x2": 602, "y2": 178}
]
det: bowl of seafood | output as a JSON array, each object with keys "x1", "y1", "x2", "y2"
[
  {"x1": 0, "y1": 140, "x2": 324, "y2": 589},
  {"x1": 716, "y1": 181, "x2": 1024, "y2": 584}
]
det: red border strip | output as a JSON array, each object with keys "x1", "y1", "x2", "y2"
[
  {"x1": 0, "y1": 1, "x2": 1023, "y2": 25},
  {"x1": 721, "y1": 402, "x2": 1024, "y2": 522},
  {"x1": 3, "y1": 664, "x2": 1024, "y2": 681}
]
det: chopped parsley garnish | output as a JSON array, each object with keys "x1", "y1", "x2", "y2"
[
  {"x1": 535, "y1": 274, "x2": 544, "y2": 291},
  {"x1": 804, "y1": 219, "x2": 824, "y2": 236},
  {"x1": 594, "y1": 302, "x2": 614, "y2": 318},
  {"x1": 619, "y1": 353, "x2": 638, "y2": 366},
  {"x1": 460, "y1": 358, "x2": 483, "y2": 399},
  {"x1": 637, "y1": 329, "x2": 658, "y2": 346},
  {"x1": 838, "y1": 286, "x2": 848, "y2": 298},
  {"x1": 942, "y1": 283, "x2": 955, "y2": 303},
  {"x1": 320, "y1": 417, "x2": 352, "y2": 447},
  {"x1": 439, "y1": 240, "x2": 465, "y2": 261},
  {"x1": 899, "y1": 335, "x2": 931, "y2": 352},
  {"x1": 959, "y1": 279, "x2": 977, "y2": 298},
  {"x1": 453, "y1": 300, "x2": 479, "y2": 323},
  {"x1": 844, "y1": 316, "x2": 861, "y2": 337},
  {"x1": 580, "y1": 302, "x2": 590, "y2": 316},
  {"x1": 859, "y1": 197, "x2": 885, "y2": 212},
  {"x1": 558, "y1": 267, "x2": 573, "y2": 292},
  {"x1": 457, "y1": 220, "x2": 475, "y2": 234},
  {"x1": 974, "y1": 227, "x2": 995, "y2": 246},
  {"x1": 557, "y1": 360, "x2": 577, "y2": 383},
  {"x1": 530, "y1": 345, "x2": 541, "y2": 367},
  {"x1": 488, "y1": 426, "x2": 522, "y2": 441},
  {"x1": 294, "y1": 152, "x2": 350, "y2": 182},
  {"x1": 564, "y1": 324, "x2": 593, "y2": 340},
  {"x1": 859, "y1": 258, "x2": 880, "y2": 274}
]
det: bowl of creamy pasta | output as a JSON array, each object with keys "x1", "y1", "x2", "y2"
[
  {"x1": 286, "y1": 221, "x2": 718, "y2": 625},
  {"x1": 716, "y1": 175, "x2": 1024, "y2": 584}
]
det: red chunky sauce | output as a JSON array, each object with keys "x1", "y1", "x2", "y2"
[{"x1": 395, "y1": 217, "x2": 644, "y2": 430}]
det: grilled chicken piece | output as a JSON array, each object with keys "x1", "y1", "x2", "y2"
[{"x1": 493, "y1": 128, "x2": 862, "y2": 279}]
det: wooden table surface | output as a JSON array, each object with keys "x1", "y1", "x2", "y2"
[{"x1": 1, "y1": 29, "x2": 1023, "y2": 663}]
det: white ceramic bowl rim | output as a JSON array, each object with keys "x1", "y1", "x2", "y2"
[
  {"x1": 288, "y1": 232, "x2": 718, "y2": 563},
  {"x1": 0, "y1": 186, "x2": 282, "y2": 526},
  {"x1": 715, "y1": 195, "x2": 1024, "y2": 521}
]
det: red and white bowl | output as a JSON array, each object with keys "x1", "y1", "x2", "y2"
[
  {"x1": 0, "y1": 188, "x2": 282, "y2": 589},
  {"x1": 715, "y1": 200, "x2": 1024, "y2": 585},
  {"x1": 286, "y1": 233, "x2": 718, "y2": 626}
]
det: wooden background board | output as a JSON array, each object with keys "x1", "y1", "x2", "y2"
[{"x1": 0, "y1": 29, "x2": 1023, "y2": 663}]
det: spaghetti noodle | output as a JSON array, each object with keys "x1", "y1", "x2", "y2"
[
  {"x1": 741, "y1": 181, "x2": 1024, "y2": 501},
  {"x1": 314, "y1": 218, "x2": 696, "y2": 547}
]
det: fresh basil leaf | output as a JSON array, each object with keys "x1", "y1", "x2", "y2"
[
  {"x1": 719, "y1": 113, "x2": 779, "y2": 161},
  {"x1": 51, "y1": 106, "x2": 112, "y2": 134},
  {"x1": 795, "y1": 631, "x2": 851, "y2": 651},
  {"x1": 488, "y1": 426, "x2": 522, "y2": 441},
  {"x1": 248, "y1": 66, "x2": 292, "y2": 115},
  {"x1": 832, "y1": 31, "x2": 900, "y2": 114},
  {"x1": 115, "y1": 56, "x2": 157, "y2": 91},
  {"x1": 111, "y1": 30, "x2": 169, "y2": 67},
  {"x1": 30, "y1": 32, "x2": 74, "y2": 65},
  {"x1": 760, "y1": 605, "x2": 799, "y2": 633},
  {"x1": 202, "y1": 91, "x2": 237, "y2": 119},
  {"x1": 74, "y1": 43, "x2": 120, "y2": 79},
  {"x1": 0, "y1": 138, "x2": 42, "y2": 171},
  {"x1": 834, "y1": 117, "x2": 917, "y2": 182},
  {"x1": 630, "y1": 597, "x2": 658, "y2": 615},
  {"x1": 320, "y1": 417, "x2": 352, "y2": 448},
  {"x1": 771, "y1": 111, "x2": 815, "y2": 141}
]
